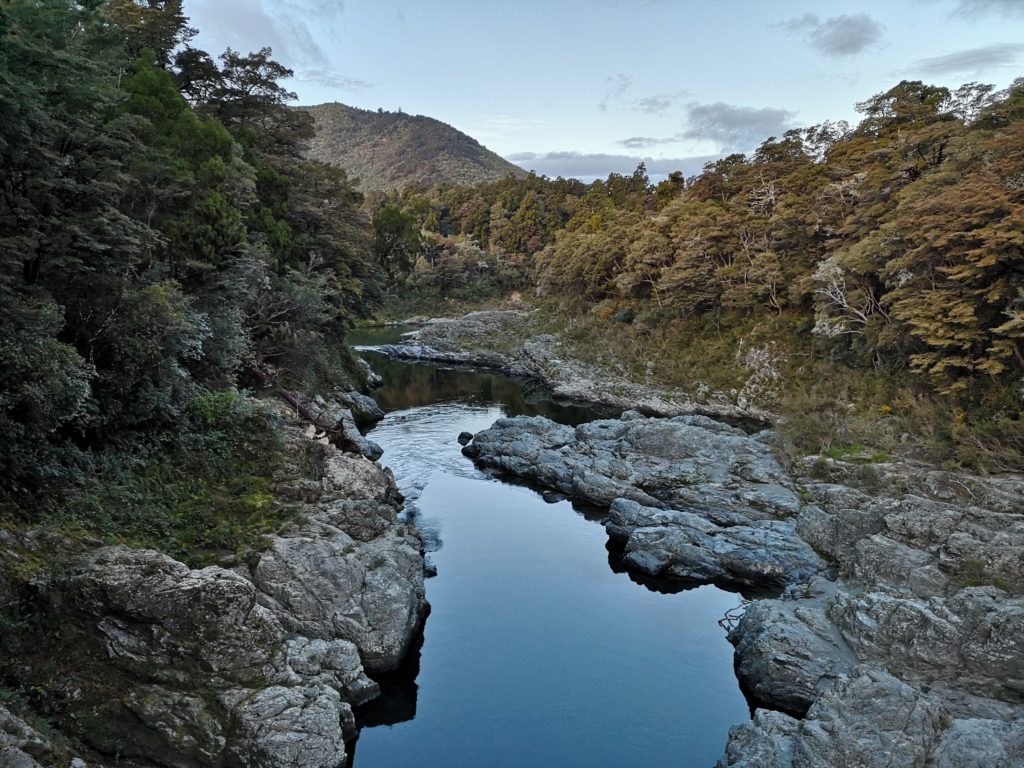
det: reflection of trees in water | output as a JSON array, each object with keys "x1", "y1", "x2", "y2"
[{"x1": 360, "y1": 352, "x2": 614, "y2": 427}]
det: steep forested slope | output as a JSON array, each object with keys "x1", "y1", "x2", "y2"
[{"x1": 0, "y1": 0, "x2": 380, "y2": 532}]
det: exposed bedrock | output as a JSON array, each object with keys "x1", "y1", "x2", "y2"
[
  {"x1": 465, "y1": 411, "x2": 800, "y2": 521},
  {"x1": 722, "y1": 469, "x2": 1024, "y2": 767},
  {"x1": 463, "y1": 409, "x2": 1024, "y2": 767},
  {"x1": 607, "y1": 499, "x2": 826, "y2": 589},
  {"x1": 379, "y1": 310, "x2": 773, "y2": 423},
  {"x1": 10, "y1": 411, "x2": 426, "y2": 768},
  {"x1": 465, "y1": 411, "x2": 818, "y2": 590}
]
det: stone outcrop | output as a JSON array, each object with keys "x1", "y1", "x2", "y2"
[
  {"x1": 377, "y1": 310, "x2": 773, "y2": 423},
  {"x1": 721, "y1": 466, "x2": 1024, "y2": 766},
  {"x1": 464, "y1": 412, "x2": 799, "y2": 521},
  {"x1": 728, "y1": 579, "x2": 857, "y2": 713},
  {"x1": 244, "y1": 448, "x2": 426, "y2": 673},
  {"x1": 464, "y1": 411, "x2": 818, "y2": 590},
  {"x1": 607, "y1": 499, "x2": 826, "y2": 589},
  {"x1": 4, "y1": 400, "x2": 426, "y2": 768},
  {"x1": 51, "y1": 545, "x2": 367, "y2": 766},
  {"x1": 460, "y1": 406, "x2": 1024, "y2": 767}
]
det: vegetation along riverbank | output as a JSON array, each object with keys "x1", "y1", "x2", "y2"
[{"x1": 1, "y1": 0, "x2": 1021, "y2": 765}]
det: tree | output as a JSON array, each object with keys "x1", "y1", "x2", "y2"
[
  {"x1": 105, "y1": 0, "x2": 196, "y2": 67},
  {"x1": 371, "y1": 205, "x2": 420, "y2": 283}
]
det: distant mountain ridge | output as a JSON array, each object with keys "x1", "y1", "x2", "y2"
[{"x1": 301, "y1": 103, "x2": 527, "y2": 192}]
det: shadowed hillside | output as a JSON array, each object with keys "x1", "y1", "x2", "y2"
[{"x1": 302, "y1": 103, "x2": 526, "y2": 191}]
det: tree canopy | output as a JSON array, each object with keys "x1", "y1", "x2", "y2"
[{"x1": 0, "y1": 0, "x2": 379, "y2": 493}]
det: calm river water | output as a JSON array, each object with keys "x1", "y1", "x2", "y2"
[{"x1": 347, "y1": 327, "x2": 749, "y2": 768}]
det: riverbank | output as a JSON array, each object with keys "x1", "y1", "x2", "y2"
[
  {"x1": 375, "y1": 309, "x2": 1024, "y2": 767},
  {"x1": 375, "y1": 309, "x2": 775, "y2": 426},
  {"x1": 0, "y1": 388, "x2": 427, "y2": 767}
]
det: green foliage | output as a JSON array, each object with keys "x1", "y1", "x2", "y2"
[
  {"x1": 0, "y1": 2, "x2": 380, "y2": 500},
  {"x1": 12, "y1": 391, "x2": 291, "y2": 566},
  {"x1": 375, "y1": 80, "x2": 1024, "y2": 470}
]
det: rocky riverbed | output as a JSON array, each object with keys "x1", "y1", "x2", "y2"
[
  {"x1": 0, "y1": 391, "x2": 426, "y2": 768},
  {"x1": 377, "y1": 310, "x2": 774, "y2": 424},
  {"x1": 461, "y1": 412, "x2": 1024, "y2": 767},
  {"x1": 378, "y1": 309, "x2": 1024, "y2": 767}
]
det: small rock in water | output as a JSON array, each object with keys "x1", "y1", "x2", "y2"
[
  {"x1": 542, "y1": 491, "x2": 567, "y2": 504},
  {"x1": 457, "y1": 431, "x2": 474, "y2": 446}
]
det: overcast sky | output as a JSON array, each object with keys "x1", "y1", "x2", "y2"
[{"x1": 183, "y1": 0, "x2": 1024, "y2": 180}]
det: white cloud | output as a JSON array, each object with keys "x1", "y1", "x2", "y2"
[
  {"x1": 910, "y1": 42, "x2": 1024, "y2": 74},
  {"x1": 682, "y1": 103, "x2": 797, "y2": 153},
  {"x1": 779, "y1": 13, "x2": 885, "y2": 57}
]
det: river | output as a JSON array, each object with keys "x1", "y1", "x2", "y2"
[{"x1": 347, "y1": 327, "x2": 751, "y2": 767}]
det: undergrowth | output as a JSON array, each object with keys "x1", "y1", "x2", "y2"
[
  {"x1": 382, "y1": 294, "x2": 1024, "y2": 473},
  {"x1": 0, "y1": 390, "x2": 298, "y2": 568}
]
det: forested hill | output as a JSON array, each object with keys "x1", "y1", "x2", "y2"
[
  {"x1": 302, "y1": 102, "x2": 527, "y2": 192},
  {"x1": 372, "y1": 80, "x2": 1024, "y2": 471}
]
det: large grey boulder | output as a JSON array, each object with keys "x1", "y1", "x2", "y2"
[
  {"x1": 224, "y1": 685, "x2": 349, "y2": 767},
  {"x1": 607, "y1": 499, "x2": 827, "y2": 588},
  {"x1": 246, "y1": 444, "x2": 427, "y2": 674},
  {"x1": 466, "y1": 412, "x2": 800, "y2": 523},
  {"x1": 248, "y1": 523, "x2": 425, "y2": 674},
  {"x1": 52, "y1": 545, "x2": 365, "y2": 768},
  {"x1": 295, "y1": 394, "x2": 384, "y2": 461},
  {"x1": 719, "y1": 668, "x2": 946, "y2": 768},
  {"x1": 68, "y1": 547, "x2": 284, "y2": 684},
  {"x1": 729, "y1": 581, "x2": 856, "y2": 713},
  {"x1": 720, "y1": 668, "x2": 1024, "y2": 768},
  {"x1": 333, "y1": 389, "x2": 385, "y2": 425}
]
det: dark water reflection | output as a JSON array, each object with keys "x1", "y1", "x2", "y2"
[{"x1": 347, "y1": 327, "x2": 749, "y2": 768}]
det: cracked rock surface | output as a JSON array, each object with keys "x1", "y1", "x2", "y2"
[
  {"x1": 3, "y1": 402, "x2": 426, "y2": 768},
  {"x1": 461, "y1": 410, "x2": 1024, "y2": 767}
]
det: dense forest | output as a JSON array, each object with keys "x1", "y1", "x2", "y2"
[
  {"x1": 3, "y1": 0, "x2": 1023, "y2": 527},
  {"x1": 0, "y1": 0, "x2": 382, "y2": 552},
  {"x1": 371, "y1": 80, "x2": 1024, "y2": 469}
]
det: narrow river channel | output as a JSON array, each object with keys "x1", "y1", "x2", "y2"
[{"x1": 347, "y1": 327, "x2": 751, "y2": 767}]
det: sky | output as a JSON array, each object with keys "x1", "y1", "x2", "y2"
[{"x1": 183, "y1": 0, "x2": 1024, "y2": 180}]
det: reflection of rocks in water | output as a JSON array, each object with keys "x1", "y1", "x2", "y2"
[
  {"x1": 407, "y1": 509, "x2": 443, "y2": 554},
  {"x1": 358, "y1": 350, "x2": 614, "y2": 427},
  {"x1": 605, "y1": 539, "x2": 781, "y2": 600},
  {"x1": 355, "y1": 624, "x2": 426, "y2": 729}
]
